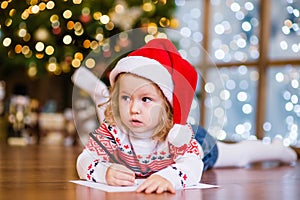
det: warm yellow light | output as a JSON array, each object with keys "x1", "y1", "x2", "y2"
[
  {"x1": 95, "y1": 33, "x2": 103, "y2": 42},
  {"x1": 85, "y1": 58, "x2": 95, "y2": 69},
  {"x1": 83, "y1": 40, "x2": 90, "y2": 48},
  {"x1": 49, "y1": 57, "x2": 57, "y2": 63},
  {"x1": 157, "y1": 32, "x2": 167, "y2": 38},
  {"x1": 29, "y1": 0, "x2": 39, "y2": 5},
  {"x1": 5, "y1": 18, "x2": 12, "y2": 27},
  {"x1": 63, "y1": 35, "x2": 72, "y2": 45},
  {"x1": 63, "y1": 10, "x2": 72, "y2": 19},
  {"x1": 143, "y1": 2, "x2": 154, "y2": 12},
  {"x1": 36, "y1": 53, "x2": 44, "y2": 59},
  {"x1": 47, "y1": 62, "x2": 57, "y2": 72},
  {"x1": 160, "y1": 0, "x2": 167, "y2": 5},
  {"x1": 9, "y1": 9, "x2": 16, "y2": 17},
  {"x1": 23, "y1": 33, "x2": 31, "y2": 42},
  {"x1": 39, "y1": 2, "x2": 46, "y2": 11},
  {"x1": 3, "y1": 37, "x2": 12, "y2": 47},
  {"x1": 159, "y1": 17, "x2": 170, "y2": 27},
  {"x1": 45, "y1": 46, "x2": 54, "y2": 55},
  {"x1": 284, "y1": 20, "x2": 293, "y2": 28},
  {"x1": 115, "y1": 4, "x2": 124, "y2": 13},
  {"x1": 18, "y1": 28, "x2": 27, "y2": 37},
  {"x1": 105, "y1": 22, "x2": 114, "y2": 31},
  {"x1": 75, "y1": 29, "x2": 84, "y2": 36},
  {"x1": 1, "y1": 1, "x2": 8, "y2": 9},
  {"x1": 22, "y1": 45, "x2": 30, "y2": 55},
  {"x1": 170, "y1": 18, "x2": 179, "y2": 28},
  {"x1": 46, "y1": 1, "x2": 55, "y2": 9},
  {"x1": 28, "y1": 66, "x2": 37, "y2": 77},
  {"x1": 50, "y1": 14, "x2": 59, "y2": 23},
  {"x1": 119, "y1": 32, "x2": 128, "y2": 40},
  {"x1": 24, "y1": 50, "x2": 32, "y2": 58},
  {"x1": 114, "y1": 45, "x2": 121, "y2": 52},
  {"x1": 67, "y1": 21, "x2": 74, "y2": 30},
  {"x1": 74, "y1": 22, "x2": 82, "y2": 31},
  {"x1": 147, "y1": 23, "x2": 158, "y2": 35},
  {"x1": 21, "y1": 10, "x2": 30, "y2": 20},
  {"x1": 15, "y1": 44, "x2": 22, "y2": 54},
  {"x1": 35, "y1": 42, "x2": 45, "y2": 52},
  {"x1": 100, "y1": 15, "x2": 110, "y2": 24},
  {"x1": 31, "y1": 5, "x2": 40, "y2": 14},
  {"x1": 72, "y1": 59, "x2": 81, "y2": 68},
  {"x1": 73, "y1": 0, "x2": 82, "y2": 4},
  {"x1": 93, "y1": 12, "x2": 102, "y2": 20},
  {"x1": 74, "y1": 52, "x2": 83, "y2": 61},
  {"x1": 82, "y1": 7, "x2": 90, "y2": 15},
  {"x1": 144, "y1": 34, "x2": 155, "y2": 43},
  {"x1": 34, "y1": 28, "x2": 49, "y2": 41},
  {"x1": 90, "y1": 41, "x2": 99, "y2": 50}
]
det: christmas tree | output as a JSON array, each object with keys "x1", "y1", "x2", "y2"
[{"x1": 0, "y1": 0, "x2": 177, "y2": 78}]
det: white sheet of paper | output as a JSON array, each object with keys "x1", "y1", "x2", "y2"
[{"x1": 70, "y1": 179, "x2": 218, "y2": 193}]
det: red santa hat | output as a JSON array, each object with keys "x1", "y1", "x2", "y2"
[{"x1": 109, "y1": 38, "x2": 198, "y2": 146}]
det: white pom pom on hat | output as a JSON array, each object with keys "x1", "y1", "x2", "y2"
[{"x1": 109, "y1": 38, "x2": 198, "y2": 146}]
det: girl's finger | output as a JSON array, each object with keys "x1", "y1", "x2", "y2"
[
  {"x1": 166, "y1": 185, "x2": 176, "y2": 194},
  {"x1": 155, "y1": 186, "x2": 166, "y2": 194},
  {"x1": 114, "y1": 170, "x2": 135, "y2": 182},
  {"x1": 113, "y1": 176, "x2": 135, "y2": 186},
  {"x1": 136, "y1": 179, "x2": 153, "y2": 193},
  {"x1": 110, "y1": 164, "x2": 135, "y2": 176}
]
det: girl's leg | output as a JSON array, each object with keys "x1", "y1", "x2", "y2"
[{"x1": 214, "y1": 139, "x2": 297, "y2": 168}]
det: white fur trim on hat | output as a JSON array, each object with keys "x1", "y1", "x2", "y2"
[
  {"x1": 110, "y1": 56, "x2": 174, "y2": 104},
  {"x1": 167, "y1": 124, "x2": 193, "y2": 147}
]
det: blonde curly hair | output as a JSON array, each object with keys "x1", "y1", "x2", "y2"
[{"x1": 99, "y1": 73, "x2": 173, "y2": 142}]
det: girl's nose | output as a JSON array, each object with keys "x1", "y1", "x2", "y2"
[{"x1": 130, "y1": 100, "x2": 141, "y2": 114}]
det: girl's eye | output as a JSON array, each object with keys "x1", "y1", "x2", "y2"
[
  {"x1": 121, "y1": 96, "x2": 130, "y2": 101},
  {"x1": 142, "y1": 97, "x2": 152, "y2": 103}
]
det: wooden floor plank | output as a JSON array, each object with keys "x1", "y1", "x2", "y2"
[{"x1": 0, "y1": 142, "x2": 299, "y2": 200}]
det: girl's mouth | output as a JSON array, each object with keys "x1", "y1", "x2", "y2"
[{"x1": 130, "y1": 119, "x2": 142, "y2": 126}]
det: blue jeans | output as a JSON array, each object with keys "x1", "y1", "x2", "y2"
[{"x1": 191, "y1": 125, "x2": 219, "y2": 171}]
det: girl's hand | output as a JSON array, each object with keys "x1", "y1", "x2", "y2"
[
  {"x1": 136, "y1": 174, "x2": 176, "y2": 194},
  {"x1": 106, "y1": 164, "x2": 136, "y2": 186}
]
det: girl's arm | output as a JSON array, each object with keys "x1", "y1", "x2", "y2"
[
  {"x1": 76, "y1": 148, "x2": 110, "y2": 183},
  {"x1": 155, "y1": 147, "x2": 204, "y2": 189},
  {"x1": 72, "y1": 67, "x2": 109, "y2": 123},
  {"x1": 76, "y1": 149, "x2": 135, "y2": 185},
  {"x1": 76, "y1": 123, "x2": 135, "y2": 185},
  {"x1": 138, "y1": 139, "x2": 204, "y2": 192},
  {"x1": 76, "y1": 123, "x2": 116, "y2": 183}
]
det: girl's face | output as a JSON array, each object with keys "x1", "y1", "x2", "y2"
[{"x1": 118, "y1": 74, "x2": 164, "y2": 135}]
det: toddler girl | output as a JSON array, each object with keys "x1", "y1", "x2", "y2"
[{"x1": 75, "y1": 38, "x2": 297, "y2": 194}]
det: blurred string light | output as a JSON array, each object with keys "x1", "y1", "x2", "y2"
[
  {"x1": 205, "y1": 65, "x2": 259, "y2": 141},
  {"x1": 169, "y1": 0, "x2": 203, "y2": 66},
  {"x1": 207, "y1": 0, "x2": 299, "y2": 145},
  {"x1": 0, "y1": 0, "x2": 177, "y2": 78},
  {"x1": 210, "y1": 0, "x2": 259, "y2": 63},
  {"x1": 264, "y1": 66, "x2": 300, "y2": 147},
  {"x1": 280, "y1": 1, "x2": 300, "y2": 54},
  {"x1": 270, "y1": 0, "x2": 300, "y2": 59}
]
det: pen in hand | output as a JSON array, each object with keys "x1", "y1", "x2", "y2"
[
  {"x1": 89, "y1": 132, "x2": 136, "y2": 186},
  {"x1": 106, "y1": 163, "x2": 136, "y2": 186}
]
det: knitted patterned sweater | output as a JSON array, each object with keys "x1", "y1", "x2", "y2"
[{"x1": 76, "y1": 122, "x2": 204, "y2": 189}]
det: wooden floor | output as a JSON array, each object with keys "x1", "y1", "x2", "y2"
[{"x1": 0, "y1": 142, "x2": 299, "y2": 200}]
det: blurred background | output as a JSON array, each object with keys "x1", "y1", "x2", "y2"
[{"x1": 0, "y1": 0, "x2": 299, "y2": 149}]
